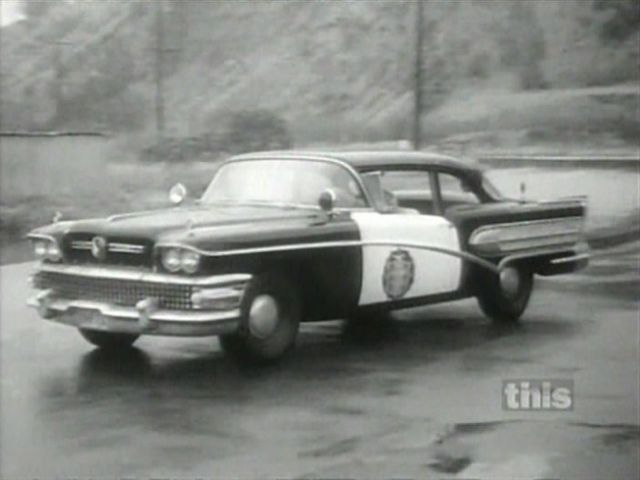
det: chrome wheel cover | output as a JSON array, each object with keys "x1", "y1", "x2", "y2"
[
  {"x1": 499, "y1": 267, "x2": 521, "y2": 299},
  {"x1": 248, "y1": 294, "x2": 280, "y2": 339}
]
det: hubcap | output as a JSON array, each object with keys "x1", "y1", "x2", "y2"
[
  {"x1": 248, "y1": 294, "x2": 280, "y2": 339},
  {"x1": 500, "y1": 267, "x2": 521, "y2": 298}
]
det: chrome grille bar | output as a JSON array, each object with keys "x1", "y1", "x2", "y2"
[
  {"x1": 70, "y1": 240, "x2": 146, "y2": 254},
  {"x1": 109, "y1": 243, "x2": 146, "y2": 254}
]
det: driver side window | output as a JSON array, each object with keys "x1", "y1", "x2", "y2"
[{"x1": 362, "y1": 170, "x2": 435, "y2": 214}]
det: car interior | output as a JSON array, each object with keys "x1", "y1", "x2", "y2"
[{"x1": 365, "y1": 169, "x2": 482, "y2": 217}]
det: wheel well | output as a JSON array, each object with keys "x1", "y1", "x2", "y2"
[{"x1": 258, "y1": 253, "x2": 359, "y2": 322}]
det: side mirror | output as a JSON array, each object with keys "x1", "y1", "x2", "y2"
[
  {"x1": 318, "y1": 189, "x2": 336, "y2": 213},
  {"x1": 169, "y1": 183, "x2": 188, "y2": 205}
]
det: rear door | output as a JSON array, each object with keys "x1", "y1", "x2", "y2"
[{"x1": 434, "y1": 170, "x2": 587, "y2": 255}]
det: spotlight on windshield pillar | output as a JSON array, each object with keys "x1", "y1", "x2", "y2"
[
  {"x1": 318, "y1": 189, "x2": 336, "y2": 213},
  {"x1": 169, "y1": 183, "x2": 188, "y2": 205}
]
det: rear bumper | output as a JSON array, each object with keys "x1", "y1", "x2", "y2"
[
  {"x1": 531, "y1": 241, "x2": 590, "y2": 276},
  {"x1": 487, "y1": 240, "x2": 590, "y2": 276},
  {"x1": 28, "y1": 265, "x2": 250, "y2": 337}
]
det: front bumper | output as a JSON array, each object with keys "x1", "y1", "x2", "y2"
[{"x1": 28, "y1": 264, "x2": 251, "y2": 337}]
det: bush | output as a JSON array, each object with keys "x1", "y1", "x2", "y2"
[
  {"x1": 139, "y1": 136, "x2": 215, "y2": 163},
  {"x1": 139, "y1": 109, "x2": 293, "y2": 162},
  {"x1": 217, "y1": 110, "x2": 292, "y2": 154},
  {"x1": 519, "y1": 63, "x2": 548, "y2": 90}
]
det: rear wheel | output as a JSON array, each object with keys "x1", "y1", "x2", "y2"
[
  {"x1": 476, "y1": 265, "x2": 534, "y2": 324},
  {"x1": 219, "y1": 272, "x2": 301, "y2": 362},
  {"x1": 78, "y1": 329, "x2": 139, "y2": 350}
]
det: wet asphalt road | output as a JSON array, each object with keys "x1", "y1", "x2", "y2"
[{"x1": 1, "y1": 249, "x2": 638, "y2": 479}]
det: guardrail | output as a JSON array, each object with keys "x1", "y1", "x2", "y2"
[{"x1": 478, "y1": 155, "x2": 640, "y2": 170}]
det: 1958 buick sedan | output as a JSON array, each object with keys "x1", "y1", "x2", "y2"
[{"x1": 28, "y1": 150, "x2": 589, "y2": 361}]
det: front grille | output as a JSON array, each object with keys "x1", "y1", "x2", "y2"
[
  {"x1": 63, "y1": 234, "x2": 153, "y2": 267},
  {"x1": 34, "y1": 271, "x2": 194, "y2": 310}
]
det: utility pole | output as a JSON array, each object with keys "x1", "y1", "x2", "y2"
[
  {"x1": 47, "y1": 40, "x2": 75, "y2": 126},
  {"x1": 412, "y1": 0, "x2": 424, "y2": 150},
  {"x1": 51, "y1": 41, "x2": 73, "y2": 122},
  {"x1": 154, "y1": 0, "x2": 165, "y2": 143},
  {"x1": 52, "y1": 43, "x2": 62, "y2": 118}
]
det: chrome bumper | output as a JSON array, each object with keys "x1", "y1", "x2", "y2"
[
  {"x1": 27, "y1": 294, "x2": 241, "y2": 336},
  {"x1": 28, "y1": 265, "x2": 251, "y2": 337}
]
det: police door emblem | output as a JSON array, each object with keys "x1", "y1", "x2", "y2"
[
  {"x1": 91, "y1": 236, "x2": 107, "y2": 260},
  {"x1": 382, "y1": 249, "x2": 415, "y2": 299}
]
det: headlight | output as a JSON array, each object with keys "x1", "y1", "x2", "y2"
[
  {"x1": 32, "y1": 238, "x2": 62, "y2": 262},
  {"x1": 181, "y1": 250, "x2": 201, "y2": 274},
  {"x1": 161, "y1": 248, "x2": 182, "y2": 272},
  {"x1": 46, "y1": 241, "x2": 62, "y2": 262},
  {"x1": 33, "y1": 240, "x2": 48, "y2": 260},
  {"x1": 161, "y1": 248, "x2": 201, "y2": 273}
]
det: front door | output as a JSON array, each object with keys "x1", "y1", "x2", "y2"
[{"x1": 351, "y1": 211, "x2": 462, "y2": 306}]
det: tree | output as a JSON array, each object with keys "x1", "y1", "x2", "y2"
[
  {"x1": 217, "y1": 110, "x2": 292, "y2": 154},
  {"x1": 20, "y1": 0, "x2": 54, "y2": 20},
  {"x1": 499, "y1": 3, "x2": 547, "y2": 89},
  {"x1": 593, "y1": 0, "x2": 640, "y2": 43}
]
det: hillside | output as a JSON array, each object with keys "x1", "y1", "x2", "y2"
[{"x1": 0, "y1": 0, "x2": 638, "y2": 150}]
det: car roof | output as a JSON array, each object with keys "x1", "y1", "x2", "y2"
[{"x1": 230, "y1": 150, "x2": 479, "y2": 173}]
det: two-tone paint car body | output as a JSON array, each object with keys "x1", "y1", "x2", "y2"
[{"x1": 28, "y1": 150, "x2": 589, "y2": 360}]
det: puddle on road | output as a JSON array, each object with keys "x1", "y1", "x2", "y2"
[{"x1": 424, "y1": 420, "x2": 640, "y2": 479}]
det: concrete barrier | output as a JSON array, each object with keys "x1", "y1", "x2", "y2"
[
  {"x1": 0, "y1": 133, "x2": 113, "y2": 202},
  {"x1": 478, "y1": 155, "x2": 640, "y2": 170}
]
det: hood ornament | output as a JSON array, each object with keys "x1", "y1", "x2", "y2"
[{"x1": 52, "y1": 211, "x2": 63, "y2": 223}]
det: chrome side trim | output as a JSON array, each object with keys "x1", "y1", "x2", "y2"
[
  {"x1": 469, "y1": 216, "x2": 584, "y2": 247},
  {"x1": 477, "y1": 233, "x2": 580, "y2": 252},
  {"x1": 36, "y1": 263, "x2": 252, "y2": 286},
  {"x1": 156, "y1": 240, "x2": 500, "y2": 274}
]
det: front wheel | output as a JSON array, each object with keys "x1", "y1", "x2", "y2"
[
  {"x1": 78, "y1": 329, "x2": 139, "y2": 350},
  {"x1": 476, "y1": 265, "x2": 534, "y2": 324},
  {"x1": 219, "y1": 272, "x2": 301, "y2": 363}
]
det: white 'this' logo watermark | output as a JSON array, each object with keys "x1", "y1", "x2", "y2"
[{"x1": 502, "y1": 379, "x2": 573, "y2": 411}]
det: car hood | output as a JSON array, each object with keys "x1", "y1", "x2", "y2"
[{"x1": 42, "y1": 204, "x2": 357, "y2": 253}]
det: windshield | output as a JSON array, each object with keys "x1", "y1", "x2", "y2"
[{"x1": 201, "y1": 159, "x2": 368, "y2": 208}]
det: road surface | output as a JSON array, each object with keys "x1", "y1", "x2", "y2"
[{"x1": 1, "y1": 245, "x2": 638, "y2": 479}]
